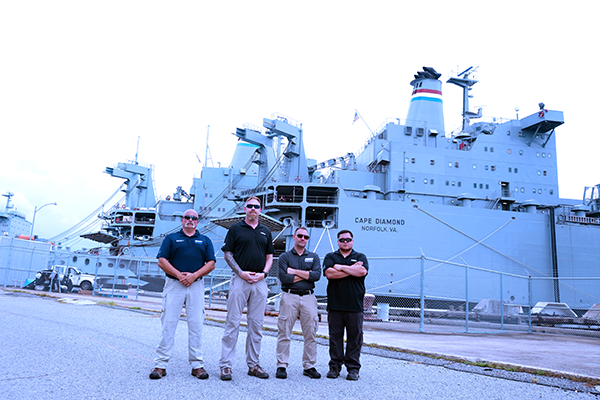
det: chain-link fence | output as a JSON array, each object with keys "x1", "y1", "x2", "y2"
[{"x1": 2, "y1": 237, "x2": 599, "y2": 337}]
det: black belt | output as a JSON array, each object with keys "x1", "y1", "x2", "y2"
[
  {"x1": 167, "y1": 274, "x2": 200, "y2": 282},
  {"x1": 283, "y1": 288, "x2": 313, "y2": 296}
]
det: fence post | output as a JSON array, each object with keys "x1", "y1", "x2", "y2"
[
  {"x1": 500, "y1": 272, "x2": 504, "y2": 333},
  {"x1": 419, "y1": 254, "x2": 425, "y2": 333},
  {"x1": 528, "y1": 275, "x2": 532, "y2": 334},
  {"x1": 3, "y1": 238, "x2": 15, "y2": 287},
  {"x1": 465, "y1": 263, "x2": 469, "y2": 333},
  {"x1": 92, "y1": 255, "x2": 100, "y2": 296},
  {"x1": 209, "y1": 269, "x2": 214, "y2": 308},
  {"x1": 136, "y1": 258, "x2": 141, "y2": 301}
]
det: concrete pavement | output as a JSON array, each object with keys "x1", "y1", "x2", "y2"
[{"x1": 5, "y1": 287, "x2": 600, "y2": 386}]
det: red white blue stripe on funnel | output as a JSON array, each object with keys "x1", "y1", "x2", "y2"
[{"x1": 411, "y1": 88, "x2": 442, "y2": 103}]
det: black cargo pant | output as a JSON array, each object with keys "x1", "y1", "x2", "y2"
[{"x1": 328, "y1": 310, "x2": 363, "y2": 372}]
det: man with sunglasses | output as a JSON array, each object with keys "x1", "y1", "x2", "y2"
[
  {"x1": 275, "y1": 227, "x2": 321, "y2": 380},
  {"x1": 150, "y1": 209, "x2": 216, "y2": 380},
  {"x1": 220, "y1": 196, "x2": 274, "y2": 380},
  {"x1": 323, "y1": 229, "x2": 368, "y2": 381}
]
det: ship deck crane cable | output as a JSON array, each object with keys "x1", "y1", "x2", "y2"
[{"x1": 48, "y1": 185, "x2": 125, "y2": 243}]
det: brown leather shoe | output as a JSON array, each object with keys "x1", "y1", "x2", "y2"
[
  {"x1": 149, "y1": 367, "x2": 166, "y2": 380},
  {"x1": 220, "y1": 367, "x2": 232, "y2": 381},
  {"x1": 191, "y1": 367, "x2": 209, "y2": 380},
  {"x1": 247, "y1": 365, "x2": 269, "y2": 379}
]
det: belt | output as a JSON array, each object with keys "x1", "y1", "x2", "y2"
[
  {"x1": 283, "y1": 288, "x2": 313, "y2": 296},
  {"x1": 167, "y1": 274, "x2": 200, "y2": 282}
]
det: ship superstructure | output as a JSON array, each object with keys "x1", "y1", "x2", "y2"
[{"x1": 60, "y1": 67, "x2": 599, "y2": 311}]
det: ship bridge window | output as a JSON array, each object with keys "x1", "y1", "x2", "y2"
[{"x1": 307, "y1": 186, "x2": 338, "y2": 204}]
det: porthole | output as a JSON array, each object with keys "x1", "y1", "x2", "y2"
[
  {"x1": 85, "y1": 258, "x2": 90, "y2": 266},
  {"x1": 520, "y1": 188, "x2": 524, "y2": 193},
  {"x1": 108, "y1": 263, "x2": 114, "y2": 268},
  {"x1": 538, "y1": 189, "x2": 542, "y2": 194},
  {"x1": 519, "y1": 150, "x2": 523, "y2": 155},
  {"x1": 73, "y1": 256, "x2": 78, "y2": 263},
  {"x1": 508, "y1": 149, "x2": 512, "y2": 154}
]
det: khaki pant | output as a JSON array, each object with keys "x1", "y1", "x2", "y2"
[
  {"x1": 276, "y1": 291, "x2": 319, "y2": 369},
  {"x1": 154, "y1": 278, "x2": 205, "y2": 369},
  {"x1": 220, "y1": 274, "x2": 268, "y2": 369}
]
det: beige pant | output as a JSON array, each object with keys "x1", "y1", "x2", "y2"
[
  {"x1": 220, "y1": 273, "x2": 268, "y2": 369},
  {"x1": 276, "y1": 291, "x2": 319, "y2": 369},
  {"x1": 154, "y1": 278, "x2": 205, "y2": 369}
]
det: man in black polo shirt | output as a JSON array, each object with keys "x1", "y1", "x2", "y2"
[
  {"x1": 275, "y1": 227, "x2": 321, "y2": 380},
  {"x1": 150, "y1": 209, "x2": 215, "y2": 380},
  {"x1": 323, "y1": 229, "x2": 368, "y2": 381},
  {"x1": 219, "y1": 196, "x2": 274, "y2": 381}
]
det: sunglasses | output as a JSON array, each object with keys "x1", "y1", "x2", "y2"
[
  {"x1": 338, "y1": 238, "x2": 353, "y2": 243},
  {"x1": 246, "y1": 204, "x2": 261, "y2": 209},
  {"x1": 182, "y1": 215, "x2": 198, "y2": 221},
  {"x1": 296, "y1": 234, "x2": 310, "y2": 240}
]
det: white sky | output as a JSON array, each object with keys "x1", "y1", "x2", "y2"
[{"x1": 1, "y1": 1, "x2": 597, "y2": 246}]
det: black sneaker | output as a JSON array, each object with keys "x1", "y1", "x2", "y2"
[
  {"x1": 303, "y1": 367, "x2": 321, "y2": 379},
  {"x1": 346, "y1": 371, "x2": 359, "y2": 381},
  {"x1": 326, "y1": 368, "x2": 339, "y2": 379},
  {"x1": 276, "y1": 367, "x2": 287, "y2": 379}
]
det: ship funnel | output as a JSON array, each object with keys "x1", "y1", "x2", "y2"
[{"x1": 406, "y1": 67, "x2": 445, "y2": 135}]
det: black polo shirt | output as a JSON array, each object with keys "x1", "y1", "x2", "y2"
[
  {"x1": 278, "y1": 248, "x2": 321, "y2": 291},
  {"x1": 323, "y1": 249, "x2": 369, "y2": 312},
  {"x1": 156, "y1": 229, "x2": 216, "y2": 279},
  {"x1": 221, "y1": 220, "x2": 274, "y2": 272}
]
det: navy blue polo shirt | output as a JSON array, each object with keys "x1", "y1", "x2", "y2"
[
  {"x1": 221, "y1": 221, "x2": 274, "y2": 272},
  {"x1": 323, "y1": 249, "x2": 369, "y2": 312},
  {"x1": 157, "y1": 229, "x2": 215, "y2": 278}
]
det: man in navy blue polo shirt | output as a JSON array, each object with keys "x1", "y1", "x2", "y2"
[
  {"x1": 149, "y1": 209, "x2": 215, "y2": 380},
  {"x1": 219, "y1": 196, "x2": 274, "y2": 381},
  {"x1": 323, "y1": 229, "x2": 368, "y2": 381}
]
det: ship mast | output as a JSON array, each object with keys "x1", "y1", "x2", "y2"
[{"x1": 447, "y1": 66, "x2": 482, "y2": 131}]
